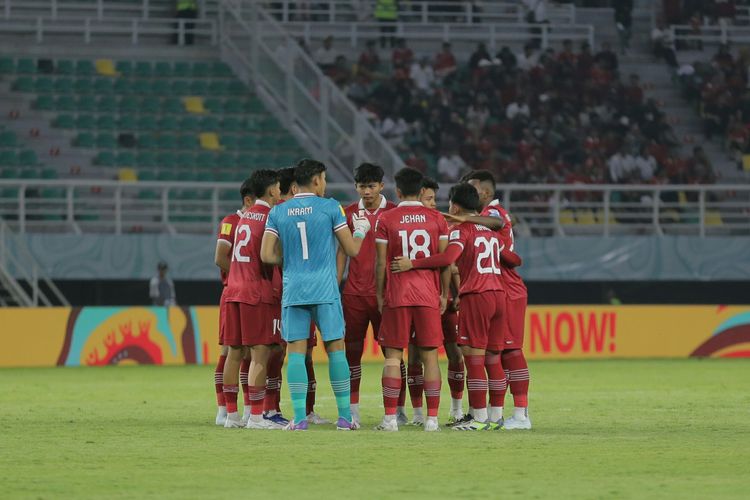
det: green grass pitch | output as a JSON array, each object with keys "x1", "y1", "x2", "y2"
[{"x1": 1, "y1": 360, "x2": 749, "y2": 499}]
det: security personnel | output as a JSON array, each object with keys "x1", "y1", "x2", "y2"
[{"x1": 374, "y1": 0, "x2": 397, "y2": 48}]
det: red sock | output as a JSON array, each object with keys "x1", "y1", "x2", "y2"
[
  {"x1": 240, "y1": 358, "x2": 251, "y2": 407},
  {"x1": 249, "y1": 385, "x2": 265, "y2": 415},
  {"x1": 264, "y1": 350, "x2": 282, "y2": 413},
  {"x1": 485, "y1": 352, "x2": 507, "y2": 408},
  {"x1": 223, "y1": 384, "x2": 239, "y2": 413},
  {"x1": 464, "y1": 355, "x2": 488, "y2": 411},
  {"x1": 423, "y1": 379, "x2": 441, "y2": 417},
  {"x1": 382, "y1": 376, "x2": 401, "y2": 415},
  {"x1": 346, "y1": 342, "x2": 364, "y2": 405},
  {"x1": 502, "y1": 349, "x2": 529, "y2": 407},
  {"x1": 397, "y1": 361, "x2": 407, "y2": 408},
  {"x1": 447, "y1": 359, "x2": 465, "y2": 400},
  {"x1": 407, "y1": 363, "x2": 424, "y2": 409},
  {"x1": 305, "y1": 356, "x2": 316, "y2": 415},
  {"x1": 214, "y1": 354, "x2": 226, "y2": 406}
]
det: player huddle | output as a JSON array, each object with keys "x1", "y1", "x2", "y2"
[{"x1": 212, "y1": 159, "x2": 531, "y2": 432}]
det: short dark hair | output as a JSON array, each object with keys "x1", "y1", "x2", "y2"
[
  {"x1": 462, "y1": 169, "x2": 496, "y2": 189},
  {"x1": 240, "y1": 177, "x2": 253, "y2": 200},
  {"x1": 421, "y1": 176, "x2": 439, "y2": 192},
  {"x1": 277, "y1": 167, "x2": 296, "y2": 195},
  {"x1": 354, "y1": 162, "x2": 385, "y2": 184},
  {"x1": 394, "y1": 167, "x2": 424, "y2": 197},
  {"x1": 249, "y1": 169, "x2": 279, "y2": 198},
  {"x1": 449, "y1": 183, "x2": 481, "y2": 212},
  {"x1": 294, "y1": 158, "x2": 326, "y2": 187}
]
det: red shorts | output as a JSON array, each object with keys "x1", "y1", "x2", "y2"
[
  {"x1": 503, "y1": 296, "x2": 527, "y2": 350},
  {"x1": 223, "y1": 301, "x2": 281, "y2": 346},
  {"x1": 342, "y1": 294, "x2": 381, "y2": 343},
  {"x1": 379, "y1": 306, "x2": 443, "y2": 349},
  {"x1": 442, "y1": 308, "x2": 458, "y2": 344},
  {"x1": 218, "y1": 289, "x2": 228, "y2": 345},
  {"x1": 459, "y1": 291, "x2": 507, "y2": 351}
]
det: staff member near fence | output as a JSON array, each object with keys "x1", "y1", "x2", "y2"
[
  {"x1": 149, "y1": 261, "x2": 177, "y2": 306},
  {"x1": 375, "y1": 0, "x2": 398, "y2": 49},
  {"x1": 175, "y1": 0, "x2": 198, "y2": 45}
]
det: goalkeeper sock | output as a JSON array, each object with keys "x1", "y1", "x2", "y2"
[
  {"x1": 328, "y1": 350, "x2": 352, "y2": 421},
  {"x1": 286, "y1": 352, "x2": 308, "y2": 424}
]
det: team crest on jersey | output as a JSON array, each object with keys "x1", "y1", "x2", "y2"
[
  {"x1": 221, "y1": 223, "x2": 233, "y2": 235},
  {"x1": 449, "y1": 229, "x2": 460, "y2": 240},
  {"x1": 487, "y1": 209, "x2": 501, "y2": 219}
]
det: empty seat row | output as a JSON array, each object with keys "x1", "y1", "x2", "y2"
[
  {"x1": 94, "y1": 151, "x2": 301, "y2": 169},
  {"x1": 15, "y1": 77, "x2": 247, "y2": 96},
  {"x1": 0, "y1": 58, "x2": 232, "y2": 79},
  {"x1": 0, "y1": 149, "x2": 40, "y2": 167},
  {"x1": 34, "y1": 95, "x2": 265, "y2": 115},
  {"x1": 75, "y1": 131, "x2": 299, "y2": 151},
  {"x1": 0, "y1": 167, "x2": 57, "y2": 179}
]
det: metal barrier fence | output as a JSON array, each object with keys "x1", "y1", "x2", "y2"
[
  {"x1": 0, "y1": 180, "x2": 747, "y2": 237},
  {"x1": 1, "y1": 0, "x2": 218, "y2": 20},
  {"x1": 670, "y1": 23, "x2": 750, "y2": 46}
]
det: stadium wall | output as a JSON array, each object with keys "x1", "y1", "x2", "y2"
[
  {"x1": 23, "y1": 234, "x2": 750, "y2": 281},
  {"x1": 2, "y1": 306, "x2": 749, "y2": 367}
]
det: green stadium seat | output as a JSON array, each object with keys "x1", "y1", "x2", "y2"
[
  {"x1": 118, "y1": 115, "x2": 136, "y2": 130},
  {"x1": 96, "y1": 133, "x2": 117, "y2": 149},
  {"x1": 34, "y1": 95, "x2": 54, "y2": 111},
  {"x1": 156, "y1": 169, "x2": 175, "y2": 181},
  {"x1": 208, "y1": 80, "x2": 228, "y2": 96},
  {"x1": 54, "y1": 77, "x2": 73, "y2": 93},
  {"x1": 131, "y1": 79, "x2": 150, "y2": 95},
  {"x1": 74, "y1": 132, "x2": 95, "y2": 148},
  {"x1": 221, "y1": 97, "x2": 242, "y2": 114},
  {"x1": 173, "y1": 61, "x2": 191, "y2": 78},
  {"x1": 228, "y1": 81, "x2": 246, "y2": 95},
  {"x1": 56, "y1": 60, "x2": 74, "y2": 75},
  {"x1": 137, "y1": 134, "x2": 155, "y2": 149},
  {"x1": 19, "y1": 150, "x2": 38, "y2": 167},
  {"x1": 114, "y1": 78, "x2": 133, "y2": 95},
  {"x1": 76, "y1": 95, "x2": 96, "y2": 112},
  {"x1": 0, "y1": 150, "x2": 18, "y2": 166},
  {"x1": 97, "y1": 96, "x2": 117, "y2": 113},
  {"x1": 94, "y1": 151, "x2": 115, "y2": 166},
  {"x1": 196, "y1": 171, "x2": 213, "y2": 182},
  {"x1": 12, "y1": 76, "x2": 33, "y2": 92},
  {"x1": 137, "y1": 188, "x2": 158, "y2": 199},
  {"x1": 278, "y1": 135, "x2": 298, "y2": 149},
  {"x1": 136, "y1": 152, "x2": 156, "y2": 168},
  {"x1": 93, "y1": 78, "x2": 113, "y2": 94},
  {"x1": 157, "y1": 116, "x2": 179, "y2": 131},
  {"x1": 151, "y1": 80, "x2": 170, "y2": 96},
  {"x1": 217, "y1": 173, "x2": 234, "y2": 184},
  {"x1": 41, "y1": 168, "x2": 58, "y2": 179},
  {"x1": 154, "y1": 61, "x2": 172, "y2": 78},
  {"x1": 19, "y1": 168, "x2": 39, "y2": 179},
  {"x1": 204, "y1": 97, "x2": 221, "y2": 112},
  {"x1": 246, "y1": 98, "x2": 265, "y2": 113},
  {"x1": 1, "y1": 167, "x2": 19, "y2": 178},
  {"x1": 156, "y1": 152, "x2": 176, "y2": 169},
  {"x1": 237, "y1": 135, "x2": 257, "y2": 150},
  {"x1": 116, "y1": 152, "x2": 135, "y2": 167},
  {"x1": 137, "y1": 115, "x2": 157, "y2": 132},
  {"x1": 174, "y1": 153, "x2": 195, "y2": 169},
  {"x1": 161, "y1": 97, "x2": 182, "y2": 114},
  {"x1": 76, "y1": 60, "x2": 95, "y2": 76},
  {"x1": 54, "y1": 95, "x2": 76, "y2": 111},
  {"x1": 54, "y1": 114, "x2": 75, "y2": 129},
  {"x1": 236, "y1": 153, "x2": 257, "y2": 168},
  {"x1": 141, "y1": 96, "x2": 161, "y2": 113},
  {"x1": 221, "y1": 117, "x2": 243, "y2": 132},
  {"x1": 138, "y1": 169, "x2": 156, "y2": 181},
  {"x1": 74, "y1": 78, "x2": 93, "y2": 94},
  {"x1": 189, "y1": 80, "x2": 208, "y2": 95},
  {"x1": 195, "y1": 152, "x2": 217, "y2": 169},
  {"x1": 0, "y1": 131, "x2": 17, "y2": 148},
  {"x1": 16, "y1": 58, "x2": 36, "y2": 74},
  {"x1": 212, "y1": 61, "x2": 232, "y2": 78},
  {"x1": 192, "y1": 62, "x2": 209, "y2": 78},
  {"x1": 179, "y1": 116, "x2": 200, "y2": 131},
  {"x1": 171, "y1": 80, "x2": 190, "y2": 94},
  {"x1": 134, "y1": 61, "x2": 152, "y2": 78},
  {"x1": 115, "y1": 61, "x2": 133, "y2": 76},
  {"x1": 220, "y1": 135, "x2": 237, "y2": 150},
  {"x1": 199, "y1": 116, "x2": 219, "y2": 130},
  {"x1": 34, "y1": 77, "x2": 54, "y2": 93},
  {"x1": 156, "y1": 134, "x2": 176, "y2": 149},
  {"x1": 75, "y1": 114, "x2": 95, "y2": 129},
  {"x1": 118, "y1": 96, "x2": 139, "y2": 114},
  {"x1": 177, "y1": 134, "x2": 197, "y2": 150},
  {"x1": 96, "y1": 115, "x2": 116, "y2": 131},
  {"x1": 0, "y1": 57, "x2": 14, "y2": 75},
  {"x1": 216, "y1": 153, "x2": 236, "y2": 168}
]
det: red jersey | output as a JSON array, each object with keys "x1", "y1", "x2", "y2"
[
  {"x1": 223, "y1": 201, "x2": 276, "y2": 305},
  {"x1": 448, "y1": 222, "x2": 505, "y2": 296},
  {"x1": 375, "y1": 201, "x2": 449, "y2": 308},
  {"x1": 481, "y1": 200, "x2": 527, "y2": 300},
  {"x1": 217, "y1": 210, "x2": 242, "y2": 286},
  {"x1": 343, "y1": 196, "x2": 397, "y2": 297}
]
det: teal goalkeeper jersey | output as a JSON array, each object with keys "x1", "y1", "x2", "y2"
[{"x1": 265, "y1": 193, "x2": 348, "y2": 306}]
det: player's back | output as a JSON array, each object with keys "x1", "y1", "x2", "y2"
[
  {"x1": 267, "y1": 193, "x2": 346, "y2": 306},
  {"x1": 450, "y1": 222, "x2": 504, "y2": 295},
  {"x1": 224, "y1": 203, "x2": 273, "y2": 305},
  {"x1": 375, "y1": 202, "x2": 448, "y2": 308},
  {"x1": 481, "y1": 200, "x2": 527, "y2": 299}
]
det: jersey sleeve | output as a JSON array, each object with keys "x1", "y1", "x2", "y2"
[
  {"x1": 264, "y1": 207, "x2": 279, "y2": 237},
  {"x1": 448, "y1": 225, "x2": 468, "y2": 250},
  {"x1": 331, "y1": 200, "x2": 348, "y2": 233},
  {"x1": 374, "y1": 214, "x2": 388, "y2": 245},
  {"x1": 437, "y1": 214, "x2": 450, "y2": 240},
  {"x1": 217, "y1": 216, "x2": 234, "y2": 245}
]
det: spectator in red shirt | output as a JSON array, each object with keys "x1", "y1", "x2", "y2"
[
  {"x1": 358, "y1": 39, "x2": 381, "y2": 83},
  {"x1": 434, "y1": 42, "x2": 457, "y2": 79},
  {"x1": 392, "y1": 38, "x2": 414, "y2": 70}
]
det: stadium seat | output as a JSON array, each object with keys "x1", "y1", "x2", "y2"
[
  {"x1": 156, "y1": 134, "x2": 176, "y2": 149},
  {"x1": 97, "y1": 96, "x2": 117, "y2": 113},
  {"x1": 221, "y1": 117, "x2": 243, "y2": 132},
  {"x1": 34, "y1": 95, "x2": 54, "y2": 111},
  {"x1": 0, "y1": 57, "x2": 14, "y2": 75},
  {"x1": 171, "y1": 80, "x2": 190, "y2": 95},
  {"x1": 0, "y1": 131, "x2": 17, "y2": 148},
  {"x1": 114, "y1": 79, "x2": 133, "y2": 95},
  {"x1": 192, "y1": 62, "x2": 209, "y2": 78},
  {"x1": 0, "y1": 167, "x2": 19, "y2": 178},
  {"x1": 154, "y1": 61, "x2": 172, "y2": 78},
  {"x1": 204, "y1": 97, "x2": 221, "y2": 113},
  {"x1": 96, "y1": 115, "x2": 116, "y2": 131},
  {"x1": 19, "y1": 150, "x2": 38, "y2": 167},
  {"x1": 134, "y1": 61, "x2": 153, "y2": 78},
  {"x1": 176, "y1": 152, "x2": 195, "y2": 168},
  {"x1": 208, "y1": 80, "x2": 228, "y2": 96},
  {"x1": 93, "y1": 78, "x2": 113, "y2": 94},
  {"x1": 162, "y1": 97, "x2": 183, "y2": 114},
  {"x1": 76, "y1": 60, "x2": 95, "y2": 76},
  {"x1": 138, "y1": 134, "x2": 156, "y2": 149},
  {"x1": 16, "y1": 58, "x2": 36, "y2": 74},
  {"x1": 220, "y1": 135, "x2": 237, "y2": 150},
  {"x1": 75, "y1": 114, "x2": 95, "y2": 129},
  {"x1": 115, "y1": 61, "x2": 133, "y2": 76},
  {"x1": 179, "y1": 116, "x2": 200, "y2": 132},
  {"x1": 177, "y1": 135, "x2": 197, "y2": 150},
  {"x1": 54, "y1": 114, "x2": 76, "y2": 129},
  {"x1": 74, "y1": 132, "x2": 95, "y2": 148},
  {"x1": 156, "y1": 152, "x2": 177, "y2": 169},
  {"x1": 137, "y1": 115, "x2": 157, "y2": 132},
  {"x1": 34, "y1": 77, "x2": 54, "y2": 93},
  {"x1": 116, "y1": 152, "x2": 135, "y2": 167},
  {"x1": 54, "y1": 78, "x2": 74, "y2": 94},
  {"x1": 12, "y1": 76, "x2": 33, "y2": 92},
  {"x1": 184, "y1": 97, "x2": 206, "y2": 114},
  {"x1": 95, "y1": 59, "x2": 117, "y2": 76},
  {"x1": 212, "y1": 61, "x2": 233, "y2": 78},
  {"x1": 189, "y1": 80, "x2": 208, "y2": 95},
  {"x1": 137, "y1": 188, "x2": 159, "y2": 199},
  {"x1": 173, "y1": 61, "x2": 191, "y2": 78},
  {"x1": 136, "y1": 152, "x2": 156, "y2": 168},
  {"x1": 74, "y1": 78, "x2": 93, "y2": 94},
  {"x1": 76, "y1": 95, "x2": 96, "y2": 112},
  {"x1": 131, "y1": 79, "x2": 150, "y2": 95},
  {"x1": 0, "y1": 150, "x2": 19, "y2": 166},
  {"x1": 199, "y1": 133, "x2": 220, "y2": 150},
  {"x1": 228, "y1": 81, "x2": 246, "y2": 95},
  {"x1": 56, "y1": 60, "x2": 74, "y2": 75},
  {"x1": 151, "y1": 80, "x2": 170, "y2": 96},
  {"x1": 141, "y1": 96, "x2": 161, "y2": 113},
  {"x1": 157, "y1": 116, "x2": 179, "y2": 131},
  {"x1": 742, "y1": 154, "x2": 750, "y2": 172},
  {"x1": 705, "y1": 210, "x2": 723, "y2": 226},
  {"x1": 199, "y1": 116, "x2": 219, "y2": 130},
  {"x1": 96, "y1": 133, "x2": 117, "y2": 149},
  {"x1": 118, "y1": 96, "x2": 139, "y2": 114},
  {"x1": 156, "y1": 169, "x2": 176, "y2": 181},
  {"x1": 41, "y1": 168, "x2": 58, "y2": 179},
  {"x1": 559, "y1": 210, "x2": 575, "y2": 225},
  {"x1": 138, "y1": 169, "x2": 157, "y2": 181},
  {"x1": 195, "y1": 152, "x2": 217, "y2": 169},
  {"x1": 237, "y1": 135, "x2": 257, "y2": 150},
  {"x1": 19, "y1": 168, "x2": 39, "y2": 179},
  {"x1": 94, "y1": 151, "x2": 115, "y2": 166},
  {"x1": 118, "y1": 168, "x2": 137, "y2": 181},
  {"x1": 594, "y1": 210, "x2": 618, "y2": 225},
  {"x1": 55, "y1": 95, "x2": 76, "y2": 112},
  {"x1": 576, "y1": 209, "x2": 597, "y2": 225}
]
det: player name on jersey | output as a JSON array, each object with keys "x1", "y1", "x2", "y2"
[
  {"x1": 244, "y1": 211, "x2": 267, "y2": 222},
  {"x1": 287, "y1": 206, "x2": 313, "y2": 216},
  {"x1": 400, "y1": 214, "x2": 427, "y2": 224}
]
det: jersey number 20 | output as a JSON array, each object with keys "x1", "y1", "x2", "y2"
[{"x1": 474, "y1": 236, "x2": 503, "y2": 275}]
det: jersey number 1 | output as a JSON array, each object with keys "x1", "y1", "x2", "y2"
[{"x1": 296, "y1": 221, "x2": 309, "y2": 260}]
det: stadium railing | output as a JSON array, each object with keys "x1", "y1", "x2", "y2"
[
  {"x1": 280, "y1": 21, "x2": 595, "y2": 51},
  {"x1": 0, "y1": 218, "x2": 69, "y2": 306},
  {"x1": 0, "y1": 0, "x2": 218, "y2": 21},
  {"x1": 670, "y1": 24, "x2": 750, "y2": 46},
  {"x1": 0, "y1": 179, "x2": 747, "y2": 238},
  {"x1": 218, "y1": 0, "x2": 405, "y2": 181},
  {"x1": 264, "y1": 0, "x2": 577, "y2": 25},
  {"x1": 0, "y1": 15, "x2": 217, "y2": 45}
]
